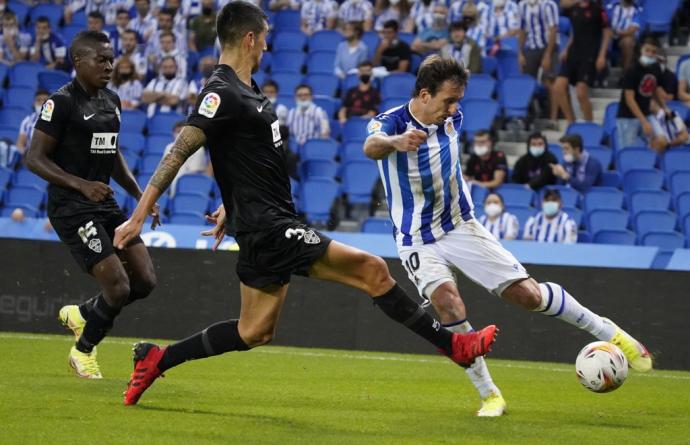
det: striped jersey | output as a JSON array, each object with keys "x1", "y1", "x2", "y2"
[
  {"x1": 108, "y1": 80, "x2": 143, "y2": 108},
  {"x1": 485, "y1": 2, "x2": 521, "y2": 39},
  {"x1": 606, "y1": 1, "x2": 641, "y2": 33},
  {"x1": 368, "y1": 103, "x2": 475, "y2": 247},
  {"x1": 652, "y1": 109, "x2": 690, "y2": 145},
  {"x1": 519, "y1": 0, "x2": 559, "y2": 50},
  {"x1": 143, "y1": 75, "x2": 188, "y2": 117},
  {"x1": 286, "y1": 103, "x2": 329, "y2": 146},
  {"x1": 300, "y1": 0, "x2": 339, "y2": 34},
  {"x1": 478, "y1": 211, "x2": 519, "y2": 240},
  {"x1": 523, "y1": 210, "x2": 577, "y2": 244},
  {"x1": 19, "y1": 111, "x2": 39, "y2": 148},
  {"x1": 338, "y1": 0, "x2": 374, "y2": 23}
]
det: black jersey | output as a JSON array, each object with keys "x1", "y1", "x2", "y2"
[
  {"x1": 34, "y1": 80, "x2": 121, "y2": 218},
  {"x1": 187, "y1": 64, "x2": 297, "y2": 234}
]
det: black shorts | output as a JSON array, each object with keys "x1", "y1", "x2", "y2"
[
  {"x1": 558, "y1": 56, "x2": 597, "y2": 87},
  {"x1": 50, "y1": 210, "x2": 143, "y2": 273},
  {"x1": 235, "y1": 221, "x2": 332, "y2": 289}
]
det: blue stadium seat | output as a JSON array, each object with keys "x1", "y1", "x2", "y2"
[
  {"x1": 662, "y1": 150, "x2": 690, "y2": 179},
  {"x1": 175, "y1": 174, "x2": 214, "y2": 197},
  {"x1": 340, "y1": 74, "x2": 360, "y2": 96},
  {"x1": 566, "y1": 122, "x2": 604, "y2": 147},
  {"x1": 642, "y1": 0, "x2": 680, "y2": 33},
  {"x1": 60, "y1": 25, "x2": 83, "y2": 47},
  {"x1": 306, "y1": 51, "x2": 337, "y2": 75},
  {"x1": 271, "y1": 72, "x2": 303, "y2": 95},
  {"x1": 361, "y1": 32, "x2": 380, "y2": 60},
  {"x1": 308, "y1": 30, "x2": 343, "y2": 53},
  {"x1": 139, "y1": 154, "x2": 162, "y2": 174},
  {"x1": 398, "y1": 32, "x2": 414, "y2": 46},
  {"x1": 300, "y1": 138, "x2": 338, "y2": 161},
  {"x1": 300, "y1": 159, "x2": 338, "y2": 180},
  {"x1": 5, "y1": 186, "x2": 45, "y2": 210},
  {"x1": 120, "y1": 109, "x2": 147, "y2": 133},
  {"x1": 464, "y1": 74, "x2": 496, "y2": 100},
  {"x1": 495, "y1": 50, "x2": 520, "y2": 80},
  {"x1": 299, "y1": 178, "x2": 339, "y2": 223},
  {"x1": 340, "y1": 141, "x2": 368, "y2": 162},
  {"x1": 379, "y1": 98, "x2": 406, "y2": 113},
  {"x1": 669, "y1": 171, "x2": 690, "y2": 200},
  {"x1": 0, "y1": 108, "x2": 28, "y2": 128},
  {"x1": 13, "y1": 168, "x2": 47, "y2": 189},
  {"x1": 600, "y1": 171, "x2": 622, "y2": 188},
  {"x1": 0, "y1": 124, "x2": 18, "y2": 141},
  {"x1": 558, "y1": 16, "x2": 571, "y2": 49},
  {"x1": 29, "y1": 4, "x2": 62, "y2": 28},
  {"x1": 577, "y1": 230, "x2": 591, "y2": 243},
  {"x1": 481, "y1": 56, "x2": 497, "y2": 76},
  {"x1": 147, "y1": 113, "x2": 182, "y2": 136},
  {"x1": 563, "y1": 206, "x2": 583, "y2": 227},
  {"x1": 136, "y1": 173, "x2": 152, "y2": 188},
  {"x1": 271, "y1": 50, "x2": 306, "y2": 73},
  {"x1": 272, "y1": 31, "x2": 307, "y2": 52},
  {"x1": 592, "y1": 229, "x2": 636, "y2": 245},
  {"x1": 548, "y1": 143, "x2": 564, "y2": 164},
  {"x1": 342, "y1": 118, "x2": 369, "y2": 143},
  {"x1": 146, "y1": 135, "x2": 173, "y2": 155},
  {"x1": 122, "y1": 150, "x2": 139, "y2": 172},
  {"x1": 0, "y1": 62, "x2": 8, "y2": 86},
  {"x1": 505, "y1": 205, "x2": 535, "y2": 232},
  {"x1": 38, "y1": 70, "x2": 71, "y2": 94},
  {"x1": 329, "y1": 119, "x2": 341, "y2": 141},
  {"x1": 170, "y1": 193, "x2": 209, "y2": 216},
  {"x1": 253, "y1": 70, "x2": 267, "y2": 86},
  {"x1": 623, "y1": 169, "x2": 664, "y2": 195},
  {"x1": 634, "y1": 210, "x2": 676, "y2": 238},
  {"x1": 119, "y1": 132, "x2": 146, "y2": 154},
  {"x1": 169, "y1": 213, "x2": 207, "y2": 225},
  {"x1": 615, "y1": 147, "x2": 656, "y2": 175},
  {"x1": 496, "y1": 184, "x2": 535, "y2": 208},
  {"x1": 272, "y1": 10, "x2": 301, "y2": 32},
  {"x1": 602, "y1": 102, "x2": 619, "y2": 141},
  {"x1": 381, "y1": 73, "x2": 416, "y2": 100},
  {"x1": 4, "y1": 86, "x2": 35, "y2": 111},
  {"x1": 499, "y1": 75, "x2": 535, "y2": 118},
  {"x1": 629, "y1": 190, "x2": 671, "y2": 215},
  {"x1": 588, "y1": 209, "x2": 629, "y2": 234},
  {"x1": 260, "y1": 52, "x2": 272, "y2": 72},
  {"x1": 675, "y1": 192, "x2": 690, "y2": 223},
  {"x1": 540, "y1": 185, "x2": 581, "y2": 208},
  {"x1": 362, "y1": 217, "x2": 393, "y2": 234},
  {"x1": 460, "y1": 99, "x2": 498, "y2": 140},
  {"x1": 586, "y1": 145, "x2": 613, "y2": 170},
  {"x1": 641, "y1": 231, "x2": 685, "y2": 250},
  {"x1": 470, "y1": 184, "x2": 488, "y2": 206},
  {"x1": 8, "y1": 62, "x2": 44, "y2": 89},
  {"x1": 313, "y1": 95, "x2": 339, "y2": 119},
  {"x1": 8, "y1": 1, "x2": 29, "y2": 25},
  {"x1": 0, "y1": 205, "x2": 40, "y2": 217},
  {"x1": 341, "y1": 160, "x2": 380, "y2": 204},
  {"x1": 307, "y1": 74, "x2": 339, "y2": 97},
  {"x1": 0, "y1": 166, "x2": 12, "y2": 190}
]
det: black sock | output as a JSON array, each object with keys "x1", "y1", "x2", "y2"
[
  {"x1": 372, "y1": 284, "x2": 453, "y2": 353},
  {"x1": 76, "y1": 296, "x2": 121, "y2": 353},
  {"x1": 158, "y1": 320, "x2": 249, "y2": 372},
  {"x1": 123, "y1": 289, "x2": 148, "y2": 307},
  {"x1": 78, "y1": 294, "x2": 100, "y2": 320}
]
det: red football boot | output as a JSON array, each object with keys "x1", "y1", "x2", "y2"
[
  {"x1": 123, "y1": 342, "x2": 167, "y2": 406},
  {"x1": 442, "y1": 325, "x2": 498, "y2": 367}
]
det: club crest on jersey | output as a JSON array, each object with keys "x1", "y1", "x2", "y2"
[
  {"x1": 41, "y1": 99, "x2": 54, "y2": 122},
  {"x1": 367, "y1": 120, "x2": 382, "y2": 134},
  {"x1": 88, "y1": 238, "x2": 102, "y2": 253},
  {"x1": 198, "y1": 92, "x2": 221, "y2": 118},
  {"x1": 445, "y1": 120, "x2": 455, "y2": 136}
]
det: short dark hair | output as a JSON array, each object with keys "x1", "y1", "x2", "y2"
[
  {"x1": 543, "y1": 188, "x2": 562, "y2": 201},
  {"x1": 383, "y1": 19, "x2": 399, "y2": 32},
  {"x1": 641, "y1": 35, "x2": 661, "y2": 49},
  {"x1": 413, "y1": 55, "x2": 469, "y2": 97},
  {"x1": 2, "y1": 10, "x2": 17, "y2": 21},
  {"x1": 88, "y1": 11, "x2": 105, "y2": 22},
  {"x1": 160, "y1": 30, "x2": 176, "y2": 42},
  {"x1": 123, "y1": 29, "x2": 138, "y2": 38},
  {"x1": 474, "y1": 129, "x2": 491, "y2": 140},
  {"x1": 216, "y1": 1, "x2": 267, "y2": 48},
  {"x1": 158, "y1": 7, "x2": 175, "y2": 17},
  {"x1": 485, "y1": 192, "x2": 504, "y2": 206},
  {"x1": 358, "y1": 60, "x2": 373, "y2": 69},
  {"x1": 348, "y1": 21, "x2": 364, "y2": 38},
  {"x1": 116, "y1": 8, "x2": 130, "y2": 16},
  {"x1": 160, "y1": 55, "x2": 178, "y2": 66},
  {"x1": 262, "y1": 79, "x2": 279, "y2": 91},
  {"x1": 559, "y1": 134, "x2": 583, "y2": 151},
  {"x1": 527, "y1": 131, "x2": 547, "y2": 148},
  {"x1": 35, "y1": 89, "x2": 49, "y2": 97},
  {"x1": 295, "y1": 83, "x2": 312, "y2": 94},
  {"x1": 449, "y1": 21, "x2": 467, "y2": 32},
  {"x1": 70, "y1": 31, "x2": 112, "y2": 61},
  {"x1": 36, "y1": 16, "x2": 50, "y2": 26}
]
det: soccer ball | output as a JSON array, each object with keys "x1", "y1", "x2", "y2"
[{"x1": 575, "y1": 341, "x2": 628, "y2": 393}]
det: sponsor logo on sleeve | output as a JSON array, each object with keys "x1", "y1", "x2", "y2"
[
  {"x1": 198, "y1": 92, "x2": 221, "y2": 118},
  {"x1": 367, "y1": 120, "x2": 382, "y2": 134},
  {"x1": 40, "y1": 99, "x2": 54, "y2": 122}
]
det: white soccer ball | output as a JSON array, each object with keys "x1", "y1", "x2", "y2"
[{"x1": 575, "y1": 341, "x2": 628, "y2": 393}]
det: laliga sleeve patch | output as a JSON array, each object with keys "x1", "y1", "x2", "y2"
[
  {"x1": 198, "y1": 92, "x2": 221, "y2": 118},
  {"x1": 367, "y1": 119, "x2": 383, "y2": 135},
  {"x1": 41, "y1": 99, "x2": 55, "y2": 122}
]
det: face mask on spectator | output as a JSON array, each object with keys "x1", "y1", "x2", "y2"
[
  {"x1": 527, "y1": 0, "x2": 538, "y2": 5},
  {"x1": 529, "y1": 145, "x2": 544, "y2": 157},
  {"x1": 474, "y1": 144, "x2": 489, "y2": 157},
  {"x1": 639, "y1": 55, "x2": 656, "y2": 66},
  {"x1": 493, "y1": 0, "x2": 506, "y2": 8},
  {"x1": 485, "y1": 203, "x2": 502, "y2": 218},
  {"x1": 389, "y1": 0, "x2": 401, "y2": 5},
  {"x1": 422, "y1": 0, "x2": 432, "y2": 6},
  {"x1": 202, "y1": 6, "x2": 213, "y2": 15},
  {"x1": 163, "y1": 72, "x2": 176, "y2": 80},
  {"x1": 297, "y1": 100, "x2": 312, "y2": 109},
  {"x1": 543, "y1": 201, "x2": 559, "y2": 217},
  {"x1": 563, "y1": 152, "x2": 575, "y2": 163},
  {"x1": 268, "y1": 97, "x2": 276, "y2": 105},
  {"x1": 360, "y1": 74, "x2": 371, "y2": 84}
]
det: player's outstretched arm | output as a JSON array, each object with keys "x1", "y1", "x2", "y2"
[
  {"x1": 114, "y1": 125, "x2": 207, "y2": 248},
  {"x1": 363, "y1": 128, "x2": 427, "y2": 160}
]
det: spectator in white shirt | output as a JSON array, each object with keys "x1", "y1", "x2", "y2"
[
  {"x1": 130, "y1": 0, "x2": 158, "y2": 42},
  {"x1": 286, "y1": 84, "x2": 330, "y2": 146},
  {"x1": 141, "y1": 56, "x2": 188, "y2": 117},
  {"x1": 87, "y1": 11, "x2": 110, "y2": 36},
  {"x1": 262, "y1": 80, "x2": 289, "y2": 126},
  {"x1": 152, "y1": 31, "x2": 188, "y2": 78},
  {"x1": 0, "y1": 11, "x2": 31, "y2": 65},
  {"x1": 65, "y1": 0, "x2": 133, "y2": 25},
  {"x1": 649, "y1": 100, "x2": 690, "y2": 153},
  {"x1": 269, "y1": 0, "x2": 301, "y2": 11},
  {"x1": 374, "y1": 0, "x2": 413, "y2": 33},
  {"x1": 478, "y1": 192, "x2": 519, "y2": 241},
  {"x1": 300, "y1": 0, "x2": 339, "y2": 36},
  {"x1": 523, "y1": 189, "x2": 577, "y2": 244},
  {"x1": 147, "y1": 8, "x2": 187, "y2": 56},
  {"x1": 108, "y1": 57, "x2": 144, "y2": 110},
  {"x1": 338, "y1": 0, "x2": 374, "y2": 31},
  {"x1": 16, "y1": 90, "x2": 49, "y2": 154},
  {"x1": 118, "y1": 29, "x2": 148, "y2": 78},
  {"x1": 29, "y1": 17, "x2": 68, "y2": 71}
]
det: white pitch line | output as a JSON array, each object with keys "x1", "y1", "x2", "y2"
[{"x1": 2, "y1": 332, "x2": 689, "y2": 381}]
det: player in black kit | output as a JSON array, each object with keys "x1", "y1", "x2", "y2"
[
  {"x1": 26, "y1": 31, "x2": 159, "y2": 379},
  {"x1": 114, "y1": 2, "x2": 497, "y2": 406}
]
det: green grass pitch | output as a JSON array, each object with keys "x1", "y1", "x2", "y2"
[{"x1": 1, "y1": 332, "x2": 689, "y2": 445}]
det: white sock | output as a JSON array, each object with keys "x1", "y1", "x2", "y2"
[
  {"x1": 444, "y1": 320, "x2": 500, "y2": 399},
  {"x1": 535, "y1": 282, "x2": 616, "y2": 341}
]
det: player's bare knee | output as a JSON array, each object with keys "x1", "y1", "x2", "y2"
[
  {"x1": 243, "y1": 328, "x2": 274, "y2": 347},
  {"x1": 362, "y1": 254, "x2": 392, "y2": 295},
  {"x1": 502, "y1": 279, "x2": 541, "y2": 310}
]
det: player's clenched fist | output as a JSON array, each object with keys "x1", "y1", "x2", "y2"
[
  {"x1": 79, "y1": 180, "x2": 113, "y2": 202},
  {"x1": 393, "y1": 128, "x2": 427, "y2": 153}
]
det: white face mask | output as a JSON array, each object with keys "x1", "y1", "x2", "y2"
[
  {"x1": 543, "y1": 201, "x2": 560, "y2": 217},
  {"x1": 563, "y1": 153, "x2": 575, "y2": 163},
  {"x1": 267, "y1": 96, "x2": 276, "y2": 104},
  {"x1": 474, "y1": 144, "x2": 489, "y2": 157},
  {"x1": 639, "y1": 54, "x2": 656, "y2": 66},
  {"x1": 527, "y1": 0, "x2": 539, "y2": 5},
  {"x1": 529, "y1": 145, "x2": 545, "y2": 157},
  {"x1": 484, "y1": 203, "x2": 502, "y2": 218},
  {"x1": 296, "y1": 99, "x2": 311, "y2": 109},
  {"x1": 389, "y1": 0, "x2": 400, "y2": 5}
]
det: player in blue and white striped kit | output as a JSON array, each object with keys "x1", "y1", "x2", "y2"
[{"x1": 364, "y1": 55, "x2": 653, "y2": 416}]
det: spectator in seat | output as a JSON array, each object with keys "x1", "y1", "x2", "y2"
[
  {"x1": 338, "y1": 0, "x2": 374, "y2": 31},
  {"x1": 118, "y1": 29, "x2": 148, "y2": 79},
  {"x1": 441, "y1": 21, "x2": 482, "y2": 74},
  {"x1": 300, "y1": 0, "x2": 339, "y2": 36},
  {"x1": 373, "y1": 20, "x2": 411, "y2": 73},
  {"x1": 268, "y1": 0, "x2": 301, "y2": 11},
  {"x1": 679, "y1": 58, "x2": 690, "y2": 107},
  {"x1": 153, "y1": 31, "x2": 188, "y2": 78},
  {"x1": 649, "y1": 100, "x2": 690, "y2": 153},
  {"x1": 164, "y1": 120, "x2": 212, "y2": 195},
  {"x1": 484, "y1": 0, "x2": 520, "y2": 52},
  {"x1": 374, "y1": 0, "x2": 413, "y2": 33},
  {"x1": 615, "y1": 36, "x2": 669, "y2": 151},
  {"x1": 478, "y1": 192, "x2": 519, "y2": 241},
  {"x1": 262, "y1": 80, "x2": 289, "y2": 126},
  {"x1": 29, "y1": 16, "x2": 68, "y2": 71},
  {"x1": 129, "y1": 0, "x2": 158, "y2": 42},
  {"x1": 87, "y1": 11, "x2": 108, "y2": 37},
  {"x1": 334, "y1": 21, "x2": 368, "y2": 79},
  {"x1": 16, "y1": 90, "x2": 50, "y2": 154},
  {"x1": 338, "y1": 61, "x2": 380, "y2": 123},
  {"x1": 459, "y1": 1, "x2": 487, "y2": 53},
  {"x1": 411, "y1": 5, "x2": 449, "y2": 57},
  {"x1": 141, "y1": 56, "x2": 188, "y2": 117},
  {"x1": 512, "y1": 131, "x2": 558, "y2": 191},
  {"x1": 0, "y1": 11, "x2": 31, "y2": 65},
  {"x1": 108, "y1": 57, "x2": 144, "y2": 111},
  {"x1": 606, "y1": 0, "x2": 641, "y2": 72},
  {"x1": 147, "y1": 8, "x2": 186, "y2": 57},
  {"x1": 551, "y1": 134, "x2": 602, "y2": 194},
  {"x1": 657, "y1": 51, "x2": 677, "y2": 101},
  {"x1": 523, "y1": 188, "x2": 577, "y2": 244},
  {"x1": 0, "y1": 138, "x2": 18, "y2": 169},
  {"x1": 463, "y1": 129, "x2": 507, "y2": 190},
  {"x1": 286, "y1": 84, "x2": 330, "y2": 146},
  {"x1": 188, "y1": 0, "x2": 218, "y2": 53}
]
